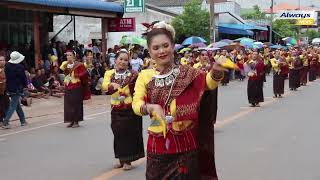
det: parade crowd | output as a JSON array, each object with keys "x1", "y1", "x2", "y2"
[{"x1": 1, "y1": 21, "x2": 320, "y2": 179}]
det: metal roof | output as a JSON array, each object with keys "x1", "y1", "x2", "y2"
[
  {"x1": 219, "y1": 23, "x2": 268, "y2": 31},
  {"x1": 5, "y1": 0, "x2": 124, "y2": 16},
  {"x1": 218, "y1": 26, "x2": 254, "y2": 36},
  {"x1": 146, "y1": 0, "x2": 192, "y2": 7}
]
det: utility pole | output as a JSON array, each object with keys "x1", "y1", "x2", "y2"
[
  {"x1": 73, "y1": 16, "x2": 76, "y2": 41},
  {"x1": 209, "y1": 1, "x2": 216, "y2": 43},
  {"x1": 269, "y1": 0, "x2": 273, "y2": 43}
]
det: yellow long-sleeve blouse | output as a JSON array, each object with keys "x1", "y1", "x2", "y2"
[
  {"x1": 132, "y1": 67, "x2": 219, "y2": 117},
  {"x1": 193, "y1": 62, "x2": 204, "y2": 69},
  {"x1": 180, "y1": 57, "x2": 189, "y2": 65},
  {"x1": 270, "y1": 58, "x2": 280, "y2": 72},
  {"x1": 102, "y1": 69, "x2": 133, "y2": 106},
  {"x1": 60, "y1": 61, "x2": 80, "y2": 85}
]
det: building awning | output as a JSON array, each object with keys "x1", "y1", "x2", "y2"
[
  {"x1": 218, "y1": 23, "x2": 256, "y2": 36},
  {"x1": 3, "y1": 0, "x2": 124, "y2": 18},
  {"x1": 218, "y1": 26, "x2": 254, "y2": 36},
  {"x1": 219, "y1": 23, "x2": 268, "y2": 32}
]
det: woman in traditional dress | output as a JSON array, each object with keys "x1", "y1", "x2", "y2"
[
  {"x1": 245, "y1": 51, "x2": 265, "y2": 107},
  {"x1": 317, "y1": 51, "x2": 320, "y2": 78},
  {"x1": 299, "y1": 54, "x2": 309, "y2": 86},
  {"x1": 220, "y1": 50, "x2": 232, "y2": 86},
  {"x1": 102, "y1": 49, "x2": 145, "y2": 170},
  {"x1": 309, "y1": 55, "x2": 318, "y2": 82},
  {"x1": 0, "y1": 55, "x2": 9, "y2": 126},
  {"x1": 60, "y1": 50, "x2": 90, "y2": 128},
  {"x1": 271, "y1": 55, "x2": 287, "y2": 98},
  {"x1": 288, "y1": 55, "x2": 303, "y2": 91},
  {"x1": 132, "y1": 21, "x2": 225, "y2": 180},
  {"x1": 235, "y1": 55, "x2": 245, "y2": 81},
  {"x1": 193, "y1": 49, "x2": 211, "y2": 71}
]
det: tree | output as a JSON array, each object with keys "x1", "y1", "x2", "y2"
[
  {"x1": 303, "y1": 29, "x2": 320, "y2": 41},
  {"x1": 241, "y1": 5, "x2": 266, "y2": 20},
  {"x1": 272, "y1": 19, "x2": 299, "y2": 38},
  {"x1": 171, "y1": 0, "x2": 210, "y2": 42}
]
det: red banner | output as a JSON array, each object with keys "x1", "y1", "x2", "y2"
[{"x1": 108, "y1": 18, "x2": 136, "y2": 32}]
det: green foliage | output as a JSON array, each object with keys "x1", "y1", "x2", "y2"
[
  {"x1": 241, "y1": 5, "x2": 266, "y2": 20},
  {"x1": 272, "y1": 19, "x2": 299, "y2": 38},
  {"x1": 171, "y1": 0, "x2": 210, "y2": 42},
  {"x1": 308, "y1": 30, "x2": 318, "y2": 40},
  {"x1": 303, "y1": 29, "x2": 320, "y2": 41}
]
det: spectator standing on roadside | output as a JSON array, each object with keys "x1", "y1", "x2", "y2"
[{"x1": 2, "y1": 51, "x2": 28, "y2": 129}]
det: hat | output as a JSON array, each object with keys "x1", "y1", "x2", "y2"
[{"x1": 9, "y1": 51, "x2": 25, "y2": 64}]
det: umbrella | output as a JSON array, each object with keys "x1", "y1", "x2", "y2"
[
  {"x1": 188, "y1": 43, "x2": 207, "y2": 48},
  {"x1": 248, "y1": 44, "x2": 260, "y2": 49},
  {"x1": 240, "y1": 41, "x2": 260, "y2": 49},
  {"x1": 240, "y1": 41, "x2": 261, "y2": 48},
  {"x1": 222, "y1": 43, "x2": 245, "y2": 51},
  {"x1": 119, "y1": 35, "x2": 131, "y2": 44},
  {"x1": 312, "y1": 38, "x2": 320, "y2": 44},
  {"x1": 254, "y1": 41, "x2": 263, "y2": 45},
  {"x1": 198, "y1": 47, "x2": 220, "y2": 51},
  {"x1": 120, "y1": 36, "x2": 147, "y2": 47},
  {"x1": 220, "y1": 39, "x2": 233, "y2": 44},
  {"x1": 270, "y1": 45, "x2": 285, "y2": 49},
  {"x1": 263, "y1": 42, "x2": 274, "y2": 46},
  {"x1": 208, "y1": 41, "x2": 229, "y2": 48},
  {"x1": 234, "y1": 37, "x2": 255, "y2": 43},
  {"x1": 179, "y1": 47, "x2": 191, "y2": 54},
  {"x1": 182, "y1": 36, "x2": 207, "y2": 45},
  {"x1": 282, "y1": 37, "x2": 297, "y2": 45},
  {"x1": 175, "y1": 44, "x2": 183, "y2": 50},
  {"x1": 253, "y1": 42, "x2": 264, "y2": 48},
  {"x1": 132, "y1": 37, "x2": 147, "y2": 47}
]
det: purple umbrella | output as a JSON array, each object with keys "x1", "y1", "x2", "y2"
[
  {"x1": 175, "y1": 44, "x2": 183, "y2": 50},
  {"x1": 188, "y1": 43, "x2": 207, "y2": 48},
  {"x1": 208, "y1": 41, "x2": 229, "y2": 48},
  {"x1": 220, "y1": 39, "x2": 233, "y2": 44}
]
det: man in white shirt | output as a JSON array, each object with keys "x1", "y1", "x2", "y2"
[{"x1": 130, "y1": 52, "x2": 143, "y2": 72}]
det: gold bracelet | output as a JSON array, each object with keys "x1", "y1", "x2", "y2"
[{"x1": 211, "y1": 70, "x2": 224, "y2": 81}]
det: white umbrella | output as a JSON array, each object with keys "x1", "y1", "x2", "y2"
[
  {"x1": 253, "y1": 42, "x2": 263, "y2": 45},
  {"x1": 312, "y1": 38, "x2": 320, "y2": 44}
]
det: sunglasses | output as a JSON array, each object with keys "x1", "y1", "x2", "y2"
[{"x1": 201, "y1": 53, "x2": 208, "y2": 56}]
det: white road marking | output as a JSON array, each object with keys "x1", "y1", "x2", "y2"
[{"x1": 0, "y1": 111, "x2": 109, "y2": 138}]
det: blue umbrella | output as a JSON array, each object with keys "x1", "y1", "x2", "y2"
[
  {"x1": 208, "y1": 41, "x2": 229, "y2": 48},
  {"x1": 182, "y1": 36, "x2": 207, "y2": 46},
  {"x1": 234, "y1": 37, "x2": 255, "y2": 43},
  {"x1": 282, "y1": 37, "x2": 297, "y2": 45},
  {"x1": 241, "y1": 41, "x2": 260, "y2": 49},
  {"x1": 270, "y1": 45, "x2": 285, "y2": 49},
  {"x1": 253, "y1": 42, "x2": 264, "y2": 49}
]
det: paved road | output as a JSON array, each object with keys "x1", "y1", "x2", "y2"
[{"x1": 1, "y1": 76, "x2": 320, "y2": 180}]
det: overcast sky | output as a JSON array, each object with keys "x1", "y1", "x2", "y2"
[{"x1": 231, "y1": 0, "x2": 320, "y2": 9}]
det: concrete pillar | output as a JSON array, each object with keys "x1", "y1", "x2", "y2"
[
  {"x1": 101, "y1": 18, "x2": 108, "y2": 62},
  {"x1": 33, "y1": 12, "x2": 41, "y2": 69}
]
